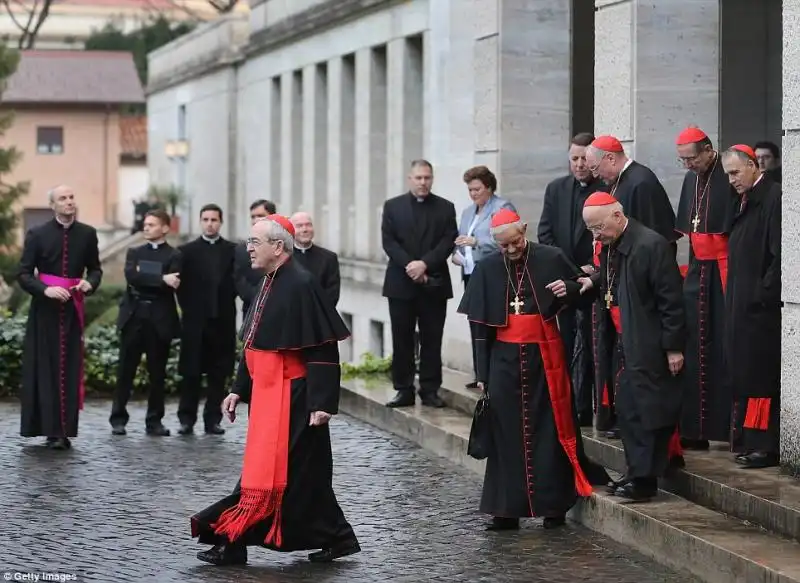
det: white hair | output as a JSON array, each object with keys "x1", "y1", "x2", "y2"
[
  {"x1": 490, "y1": 221, "x2": 525, "y2": 237},
  {"x1": 47, "y1": 184, "x2": 70, "y2": 203},
  {"x1": 257, "y1": 217, "x2": 294, "y2": 255}
]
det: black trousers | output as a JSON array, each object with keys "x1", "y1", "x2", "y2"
[
  {"x1": 463, "y1": 274, "x2": 479, "y2": 380},
  {"x1": 557, "y1": 305, "x2": 594, "y2": 419},
  {"x1": 388, "y1": 296, "x2": 447, "y2": 396},
  {"x1": 110, "y1": 317, "x2": 171, "y2": 428},
  {"x1": 177, "y1": 320, "x2": 231, "y2": 429}
]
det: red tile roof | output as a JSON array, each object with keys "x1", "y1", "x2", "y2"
[
  {"x1": 2, "y1": 50, "x2": 145, "y2": 105},
  {"x1": 120, "y1": 115, "x2": 147, "y2": 159}
]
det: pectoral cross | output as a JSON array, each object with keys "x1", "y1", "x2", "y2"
[
  {"x1": 604, "y1": 289, "x2": 614, "y2": 309},
  {"x1": 510, "y1": 295, "x2": 524, "y2": 315},
  {"x1": 691, "y1": 213, "x2": 700, "y2": 232}
]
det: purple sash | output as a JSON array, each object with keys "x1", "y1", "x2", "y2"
[{"x1": 38, "y1": 273, "x2": 86, "y2": 410}]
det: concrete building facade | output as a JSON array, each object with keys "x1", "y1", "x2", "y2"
[{"x1": 146, "y1": 0, "x2": 794, "y2": 471}]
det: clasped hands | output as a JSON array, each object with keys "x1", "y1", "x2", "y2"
[
  {"x1": 222, "y1": 393, "x2": 332, "y2": 426},
  {"x1": 44, "y1": 279, "x2": 92, "y2": 302},
  {"x1": 405, "y1": 260, "x2": 427, "y2": 283}
]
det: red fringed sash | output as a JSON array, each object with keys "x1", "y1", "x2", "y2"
[
  {"x1": 743, "y1": 398, "x2": 771, "y2": 431},
  {"x1": 690, "y1": 233, "x2": 729, "y2": 293},
  {"x1": 211, "y1": 348, "x2": 306, "y2": 546},
  {"x1": 496, "y1": 314, "x2": 593, "y2": 497}
]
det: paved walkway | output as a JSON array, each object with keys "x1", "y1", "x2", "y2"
[{"x1": 0, "y1": 400, "x2": 699, "y2": 583}]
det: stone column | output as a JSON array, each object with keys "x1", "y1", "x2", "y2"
[
  {"x1": 301, "y1": 64, "x2": 328, "y2": 240},
  {"x1": 782, "y1": 0, "x2": 800, "y2": 474},
  {"x1": 279, "y1": 70, "x2": 299, "y2": 212},
  {"x1": 632, "y1": 0, "x2": 720, "y2": 203},
  {"x1": 493, "y1": 0, "x2": 573, "y2": 224},
  {"x1": 325, "y1": 55, "x2": 356, "y2": 256}
]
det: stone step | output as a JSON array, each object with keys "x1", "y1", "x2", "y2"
[
  {"x1": 440, "y1": 368, "x2": 800, "y2": 543},
  {"x1": 340, "y1": 376, "x2": 800, "y2": 583}
]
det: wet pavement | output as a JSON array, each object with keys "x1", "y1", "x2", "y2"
[{"x1": 0, "y1": 399, "x2": 701, "y2": 583}]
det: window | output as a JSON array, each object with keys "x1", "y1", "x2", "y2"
[{"x1": 37, "y1": 127, "x2": 63, "y2": 154}]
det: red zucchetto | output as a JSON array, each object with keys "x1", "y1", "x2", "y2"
[
  {"x1": 490, "y1": 208, "x2": 521, "y2": 229},
  {"x1": 676, "y1": 127, "x2": 708, "y2": 145},
  {"x1": 583, "y1": 192, "x2": 618, "y2": 208},
  {"x1": 730, "y1": 144, "x2": 757, "y2": 162},
  {"x1": 590, "y1": 135, "x2": 624, "y2": 153},
  {"x1": 266, "y1": 214, "x2": 296, "y2": 237}
]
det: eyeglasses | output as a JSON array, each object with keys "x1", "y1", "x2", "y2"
[{"x1": 246, "y1": 237, "x2": 282, "y2": 247}]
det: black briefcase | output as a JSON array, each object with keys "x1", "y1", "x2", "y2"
[{"x1": 467, "y1": 392, "x2": 492, "y2": 460}]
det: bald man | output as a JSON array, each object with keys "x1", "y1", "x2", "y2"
[
  {"x1": 290, "y1": 212, "x2": 340, "y2": 308},
  {"x1": 581, "y1": 193, "x2": 685, "y2": 501},
  {"x1": 17, "y1": 185, "x2": 103, "y2": 450}
]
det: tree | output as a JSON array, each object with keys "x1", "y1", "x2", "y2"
[
  {"x1": 1, "y1": 0, "x2": 54, "y2": 49},
  {"x1": 85, "y1": 16, "x2": 195, "y2": 88},
  {"x1": 0, "y1": 44, "x2": 29, "y2": 285}
]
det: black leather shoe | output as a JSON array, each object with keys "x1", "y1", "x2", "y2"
[
  {"x1": 177, "y1": 424, "x2": 194, "y2": 436},
  {"x1": 605, "y1": 428, "x2": 621, "y2": 440},
  {"x1": 465, "y1": 381, "x2": 479, "y2": 389},
  {"x1": 197, "y1": 543, "x2": 247, "y2": 565},
  {"x1": 205, "y1": 424, "x2": 225, "y2": 435},
  {"x1": 111, "y1": 425, "x2": 127, "y2": 436},
  {"x1": 386, "y1": 391, "x2": 415, "y2": 408},
  {"x1": 543, "y1": 516, "x2": 566, "y2": 529},
  {"x1": 735, "y1": 451, "x2": 778, "y2": 469},
  {"x1": 47, "y1": 437, "x2": 71, "y2": 450},
  {"x1": 308, "y1": 539, "x2": 361, "y2": 562},
  {"x1": 614, "y1": 481, "x2": 657, "y2": 501},
  {"x1": 146, "y1": 424, "x2": 170, "y2": 437},
  {"x1": 420, "y1": 394, "x2": 446, "y2": 408},
  {"x1": 486, "y1": 517, "x2": 519, "y2": 531}
]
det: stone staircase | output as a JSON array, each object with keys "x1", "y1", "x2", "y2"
[{"x1": 340, "y1": 368, "x2": 800, "y2": 583}]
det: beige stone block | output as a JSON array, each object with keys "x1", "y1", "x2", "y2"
[
  {"x1": 472, "y1": 0, "x2": 498, "y2": 38},
  {"x1": 782, "y1": 131, "x2": 800, "y2": 303},
  {"x1": 780, "y1": 304, "x2": 800, "y2": 468},
  {"x1": 594, "y1": 1, "x2": 632, "y2": 140},
  {"x1": 473, "y1": 34, "x2": 499, "y2": 152},
  {"x1": 784, "y1": 0, "x2": 800, "y2": 129}
]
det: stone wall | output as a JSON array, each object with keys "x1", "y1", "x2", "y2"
[{"x1": 782, "y1": 0, "x2": 800, "y2": 474}]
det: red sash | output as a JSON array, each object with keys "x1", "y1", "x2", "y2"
[
  {"x1": 689, "y1": 233, "x2": 729, "y2": 293},
  {"x1": 38, "y1": 273, "x2": 86, "y2": 410},
  {"x1": 496, "y1": 314, "x2": 593, "y2": 496}
]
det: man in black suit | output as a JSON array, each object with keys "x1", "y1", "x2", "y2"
[
  {"x1": 110, "y1": 209, "x2": 181, "y2": 436},
  {"x1": 382, "y1": 159, "x2": 458, "y2": 408},
  {"x1": 176, "y1": 203, "x2": 238, "y2": 436},
  {"x1": 537, "y1": 132, "x2": 604, "y2": 425},
  {"x1": 290, "y1": 211, "x2": 340, "y2": 307},
  {"x1": 234, "y1": 199, "x2": 276, "y2": 317}
]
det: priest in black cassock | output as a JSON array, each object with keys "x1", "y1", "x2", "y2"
[
  {"x1": 17, "y1": 185, "x2": 103, "y2": 450},
  {"x1": 458, "y1": 208, "x2": 610, "y2": 531},
  {"x1": 290, "y1": 211, "x2": 340, "y2": 307},
  {"x1": 234, "y1": 199, "x2": 275, "y2": 319},
  {"x1": 537, "y1": 131, "x2": 604, "y2": 426},
  {"x1": 721, "y1": 145, "x2": 781, "y2": 470},
  {"x1": 581, "y1": 193, "x2": 686, "y2": 501},
  {"x1": 176, "y1": 203, "x2": 238, "y2": 436},
  {"x1": 110, "y1": 209, "x2": 181, "y2": 437},
  {"x1": 191, "y1": 214, "x2": 359, "y2": 565},
  {"x1": 674, "y1": 127, "x2": 737, "y2": 451},
  {"x1": 584, "y1": 135, "x2": 678, "y2": 442}
]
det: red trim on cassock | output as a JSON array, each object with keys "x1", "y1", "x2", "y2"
[
  {"x1": 690, "y1": 233, "x2": 729, "y2": 293},
  {"x1": 743, "y1": 398, "x2": 771, "y2": 431},
  {"x1": 609, "y1": 307, "x2": 622, "y2": 334},
  {"x1": 497, "y1": 314, "x2": 593, "y2": 497},
  {"x1": 592, "y1": 240, "x2": 602, "y2": 268},
  {"x1": 679, "y1": 264, "x2": 689, "y2": 279}
]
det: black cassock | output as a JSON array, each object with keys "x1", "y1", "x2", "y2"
[
  {"x1": 293, "y1": 244, "x2": 341, "y2": 308},
  {"x1": 590, "y1": 220, "x2": 686, "y2": 479},
  {"x1": 458, "y1": 243, "x2": 609, "y2": 519},
  {"x1": 725, "y1": 176, "x2": 781, "y2": 454},
  {"x1": 537, "y1": 174, "x2": 604, "y2": 422},
  {"x1": 17, "y1": 219, "x2": 102, "y2": 438},
  {"x1": 675, "y1": 155, "x2": 737, "y2": 444},
  {"x1": 593, "y1": 161, "x2": 678, "y2": 432},
  {"x1": 191, "y1": 258, "x2": 358, "y2": 552}
]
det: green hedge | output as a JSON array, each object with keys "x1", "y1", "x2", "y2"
[{"x1": 0, "y1": 309, "x2": 392, "y2": 398}]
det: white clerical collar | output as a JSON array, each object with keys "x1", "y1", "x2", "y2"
[
  {"x1": 55, "y1": 216, "x2": 74, "y2": 228},
  {"x1": 752, "y1": 173, "x2": 765, "y2": 189},
  {"x1": 296, "y1": 242, "x2": 312, "y2": 253},
  {"x1": 619, "y1": 158, "x2": 634, "y2": 178},
  {"x1": 149, "y1": 241, "x2": 165, "y2": 249},
  {"x1": 202, "y1": 235, "x2": 220, "y2": 244}
]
